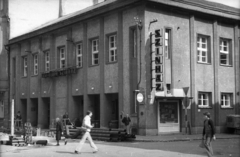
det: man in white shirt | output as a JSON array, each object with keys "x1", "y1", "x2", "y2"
[{"x1": 74, "y1": 111, "x2": 98, "y2": 154}]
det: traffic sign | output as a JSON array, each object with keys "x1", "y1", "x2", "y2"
[{"x1": 137, "y1": 93, "x2": 144, "y2": 103}]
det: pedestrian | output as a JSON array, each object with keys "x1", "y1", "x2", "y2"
[
  {"x1": 24, "y1": 120, "x2": 32, "y2": 146},
  {"x1": 74, "y1": 111, "x2": 98, "y2": 154},
  {"x1": 122, "y1": 113, "x2": 131, "y2": 134},
  {"x1": 202, "y1": 112, "x2": 216, "y2": 157},
  {"x1": 55, "y1": 117, "x2": 67, "y2": 146},
  {"x1": 16, "y1": 111, "x2": 22, "y2": 128}
]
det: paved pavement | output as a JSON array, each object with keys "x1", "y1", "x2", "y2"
[
  {"x1": 0, "y1": 141, "x2": 209, "y2": 157},
  {"x1": 1, "y1": 133, "x2": 239, "y2": 157},
  {"x1": 135, "y1": 133, "x2": 240, "y2": 142}
]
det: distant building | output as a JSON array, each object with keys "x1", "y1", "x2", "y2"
[
  {"x1": 0, "y1": 0, "x2": 10, "y2": 127},
  {"x1": 8, "y1": 0, "x2": 240, "y2": 135}
]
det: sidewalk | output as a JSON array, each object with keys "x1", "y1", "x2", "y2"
[{"x1": 135, "y1": 133, "x2": 240, "y2": 142}]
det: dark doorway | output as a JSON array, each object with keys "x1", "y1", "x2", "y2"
[
  {"x1": 20, "y1": 99, "x2": 27, "y2": 125},
  {"x1": 42, "y1": 98, "x2": 50, "y2": 129},
  {"x1": 106, "y1": 93, "x2": 119, "y2": 128},
  {"x1": 30, "y1": 98, "x2": 38, "y2": 127},
  {"x1": 73, "y1": 96, "x2": 84, "y2": 125},
  {"x1": 88, "y1": 94, "x2": 100, "y2": 128}
]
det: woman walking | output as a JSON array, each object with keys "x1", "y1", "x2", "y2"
[
  {"x1": 74, "y1": 111, "x2": 98, "y2": 154},
  {"x1": 55, "y1": 117, "x2": 67, "y2": 146}
]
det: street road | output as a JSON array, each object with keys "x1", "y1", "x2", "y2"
[{"x1": 0, "y1": 138, "x2": 239, "y2": 157}]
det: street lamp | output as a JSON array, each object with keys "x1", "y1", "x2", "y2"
[{"x1": 134, "y1": 17, "x2": 143, "y2": 135}]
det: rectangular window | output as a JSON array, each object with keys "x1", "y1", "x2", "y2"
[
  {"x1": 92, "y1": 39, "x2": 99, "y2": 65},
  {"x1": 220, "y1": 38, "x2": 232, "y2": 66},
  {"x1": 197, "y1": 35, "x2": 211, "y2": 63},
  {"x1": 165, "y1": 29, "x2": 171, "y2": 59},
  {"x1": 59, "y1": 47, "x2": 66, "y2": 69},
  {"x1": 23, "y1": 56, "x2": 28, "y2": 77},
  {"x1": 221, "y1": 93, "x2": 232, "y2": 108},
  {"x1": 76, "y1": 43, "x2": 83, "y2": 67},
  {"x1": 109, "y1": 35, "x2": 117, "y2": 62},
  {"x1": 198, "y1": 92, "x2": 211, "y2": 108},
  {"x1": 33, "y1": 54, "x2": 38, "y2": 75},
  {"x1": 44, "y1": 51, "x2": 50, "y2": 72}
]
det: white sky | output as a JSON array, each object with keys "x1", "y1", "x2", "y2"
[{"x1": 9, "y1": 0, "x2": 240, "y2": 38}]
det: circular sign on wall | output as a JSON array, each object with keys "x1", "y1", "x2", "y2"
[{"x1": 137, "y1": 93, "x2": 144, "y2": 103}]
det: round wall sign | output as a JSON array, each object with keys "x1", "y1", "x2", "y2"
[{"x1": 137, "y1": 93, "x2": 144, "y2": 103}]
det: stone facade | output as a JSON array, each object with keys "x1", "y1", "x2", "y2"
[{"x1": 8, "y1": 0, "x2": 240, "y2": 135}]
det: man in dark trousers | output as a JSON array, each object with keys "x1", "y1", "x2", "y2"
[
  {"x1": 202, "y1": 112, "x2": 216, "y2": 157},
  {"x1": 55, "y1": 117, "x2": 67, "y2": 146},
  {"x1": 122, "y1": 114, "x2": 131, "y2": 134}
]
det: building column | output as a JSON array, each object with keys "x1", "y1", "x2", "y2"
[
  {"x1": 50, "y1": 34, "x2": 56, "y2": 125},
  {"x1": 189, "y1": 15, "x2": 196, "y2": 129},
  {"x1": 234, "y1": 25, "x2": 240, "y2": 114},
  {"x1": 38, "y1": 37, "x2": 44, "y2": 128},
  {"x1": 99, "y1": 17, "x2": 108, "y2": 127},
  {"x1": 26, "y1": 41, "x2": 31, "y2": 123},
  {"x1": 66, "y1": 28, "x2": 73, "y2": 118},
  {"x1": 83, "y1": 23, "x2": 89, "y2": 116},
  {"x1": 213, "y1": 20, "x2": 219, "y2": 127},
  {"x1": 118, "y1": 12, "x2": 123, "y2": 128}
]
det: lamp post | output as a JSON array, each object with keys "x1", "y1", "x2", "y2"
[{"x1": 134, "y1": 17, "x2": 142, "y2": 135}]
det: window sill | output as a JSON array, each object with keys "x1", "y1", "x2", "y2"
[
  {"x1": 31, "y1": 74, "x2": 38, "y2": 77},
  {"x1": 76, "y1": 66, "x2": 83, "y2": 69},
  {"x1": 89, "y1": 64, "x2": 99, "y2": 67},
  {"x1": 21, "y1": 76, "x2": 28, "y2": 78},
  {"x1": 220, "y1": 64, "x2": 233, "y2": 67},
  {"x1": 221, "y1": 106, "x2": 233, "y2": 109},
  {"x1": 106, "y1": 61, "x2": 117, "y2": 65},
  {"x1": 131, "y1": 113, "x2": 137, "y2": 117},
  {"x1": 198, "y1": 106, "x2": 212, "y2": 109},
  {"x1": 197, "y1": 62, "x2": 211, "y2": 65}
]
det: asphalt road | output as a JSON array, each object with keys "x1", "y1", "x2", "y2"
[
  {"x1": 0, "y1": 138, "x2": 239, "y2": 157},
  {"x1": 102, "y1": 138, "x2": 240, "y2": 157}
]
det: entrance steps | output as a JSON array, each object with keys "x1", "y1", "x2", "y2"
[{"x1": 49, "y1": 127, "x2": 136, "y2": 142}]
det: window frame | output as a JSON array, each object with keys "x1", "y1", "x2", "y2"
[
  {"x1": 197, "y1": 34, "x2": 211, "y2": 64},
  {"x1": 91, "y1": 38, "x2": 99, "y2": 66},
  {"x1": 219, "y1": 38, "x2": 232, "y2": 66},
  {"x1": 33, "y1": 53, "x2": 38, "y2": 76},
  {"x1": 76, "y1": 42, "x2": 83, "y2": 68},
  {"x1": 22, "y1": 56, "x2": 28, "y2": 77},
  {"x1": 105, "y1": 33, "x2": 118, "y2": 63},
  {"x1": 198, "y1": 92, "x2": 211, "y2": 108},
  {"x1": 220, "y1": 93, "x2": 233, "y2": 108},
  {"x1": 44, "y1": 50, "x2": 50, "y2": 72},
  {"x1": 59, "y1": 46, "x2": 66, "y2": 69},
  {"x1": 164, "y1": 28, "x2": 172, "y2": 60}
]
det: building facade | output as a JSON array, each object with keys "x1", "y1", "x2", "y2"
[
  {"x1": 8, "y1": 0, "x2": 240, "y2": 135},
  {"x1": 0, "y1": 0, "x2": 9, "y2": 128}
]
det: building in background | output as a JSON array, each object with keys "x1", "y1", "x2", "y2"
[
  {"x1": 0, "y1": 0, "x2": 10, "y2": 128},
  {"x1": 7, "y1": 0, "x2": 240, "y2": 135}
]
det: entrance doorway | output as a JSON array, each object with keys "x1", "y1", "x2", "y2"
[
  {"x1": 42, "y1": 98, "x2": 50, "y2": 129},
  {"x1": 30, "y1": 98, "x2": 38, "y2": 127},
  {"x1": 73, "y1": 96, "x2": 84, "y2": 124},
  {"x1": 158, "y1": 101, "x2": 180, "y2": 133},
  {"x1": 88, "y1": 94, "x2": 100, "y2": 128},
  {"x1": 20, "y1": 99, "x2": 27, "y2": 125}
]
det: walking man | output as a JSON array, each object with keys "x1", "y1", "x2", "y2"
[
  {"x1": 55, "y1": 117, "x2": 67, "y2": 146},
  {"x1": 122, "y1": 113, "x2": 131, "y2": 134},
  {"x1": 74, "y1": 111, "x2": 98, "y2": 154},
  {"x1": 202, "y1": 112, "x2": 216, "y2": 157}
]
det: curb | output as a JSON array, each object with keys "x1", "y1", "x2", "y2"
[{"x1": 134, "y1": 136, "x2": 240, "y2": 142}]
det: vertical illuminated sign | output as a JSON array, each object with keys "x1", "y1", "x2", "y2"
[{"x1": 151, "y1": 29, "x2": 164, "y2": 91}]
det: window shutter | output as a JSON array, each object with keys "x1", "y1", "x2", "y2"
[
  {"x1": 229, "y1": 40, "x2": 233, "y2": 66},
  {"x1": 207, "y1": 37, "x2": 211, "y2": 64}
]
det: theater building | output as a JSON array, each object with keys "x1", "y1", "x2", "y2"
[{"x1": 8, "y1": 0, "x2": 240, "y2": 135}]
